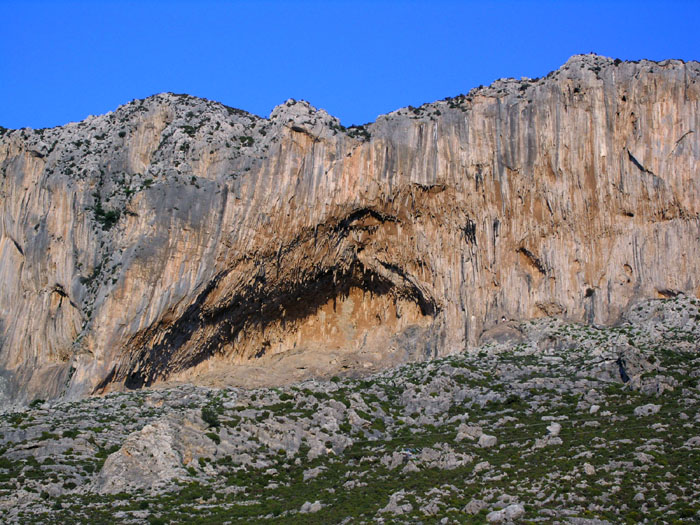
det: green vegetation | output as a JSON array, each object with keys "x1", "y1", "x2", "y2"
[
  {"x1": 201, "y1": 398, "x2": 223, "y2": 428},
  {"x1": 91, "y1": 192, "x2": 120, "y2": 230}
]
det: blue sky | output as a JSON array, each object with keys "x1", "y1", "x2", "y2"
[{"x1": 1, "y1": 1, "x2": 698, "y2": 129}]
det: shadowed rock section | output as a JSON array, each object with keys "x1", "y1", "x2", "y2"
[
  {"x1": 1, "y1": 54, "x2": 699, "y2": 403},
  {"x1": 117, "y1": 248, "x2": 439, "y2": 390}
]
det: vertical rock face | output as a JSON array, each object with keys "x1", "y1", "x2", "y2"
[{"x1": 1, "y1": 54, "x2": 699, "y2": 403}]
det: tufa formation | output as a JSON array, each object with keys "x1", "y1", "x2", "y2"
[{"x1": 0, "y1": 54, "x2": 699, "y2": 404}]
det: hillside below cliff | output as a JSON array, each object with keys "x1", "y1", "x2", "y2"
[
  {"x1": 1, "y1": 295, "x2": 698, "y2": 523},
  {"x1": 0, "y1": 54, "x2": 699, "y2": 404}
]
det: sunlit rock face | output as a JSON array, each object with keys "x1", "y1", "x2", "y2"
[{"x1": 1, "y1": 54, "x2": 698, "y2": 403}]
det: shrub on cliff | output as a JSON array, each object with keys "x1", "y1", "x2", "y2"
[{"x1": 201, "y1": 405, "x2": 220, "y2": 428}]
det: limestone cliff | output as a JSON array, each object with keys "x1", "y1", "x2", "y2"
[{"x1": 1, "y1": 54, "x2": 699, "y2": 403}]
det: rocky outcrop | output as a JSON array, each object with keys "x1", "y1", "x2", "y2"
[
  {"x1": 1, "y1": 54, "x2": 699, "y2": 403},
  {"x1": 94, "y1": 410, "x2": 216, "y2": 494}
]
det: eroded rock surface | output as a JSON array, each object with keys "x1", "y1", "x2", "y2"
[
  {"x1": 94, "y1": 411, "x2": 216, "y2": 493},
  {"x1": 1, "y1": 54, "x2": 699, "y2": 403}
]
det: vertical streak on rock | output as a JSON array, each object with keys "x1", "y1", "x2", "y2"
[{"x1": 0, "y1": 56, "x2": 699, "y2": 401}]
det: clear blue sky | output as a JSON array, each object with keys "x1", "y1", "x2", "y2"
[{"x1": 1, "y1": 0, "x2": 698, "y2": 129}]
